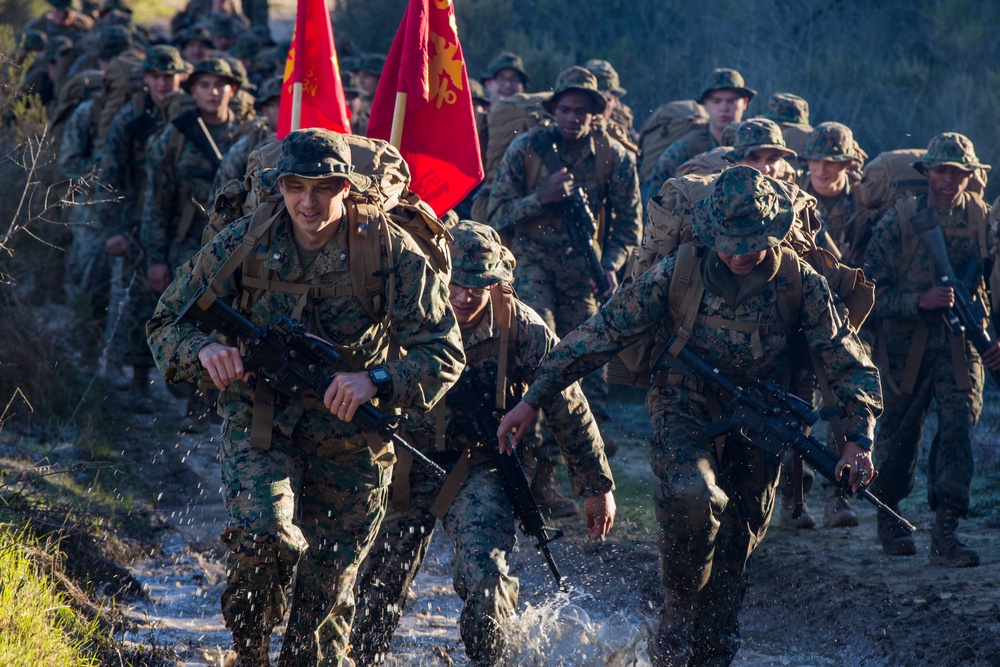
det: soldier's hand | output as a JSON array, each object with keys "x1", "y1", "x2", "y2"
[
  {"x1": 585, "y1": 491, "x2": 616, "y2": 539},
  {"x1": 835, "y1": 441, "x2": 875, "y2": 493},
  {"x1": 496, "y1": 400, "x2": 538, "y2": 453},
  {"x1": 595, "y1": 267, "x2": 618, "y2": 300},
  {"x1": 147, "y1": 263, "x2": 172, "y2": 294},
  {"x1": 325, "y1": 372, "x2": 377, "y2": 423},
  {"x1": 105, "y1": 234, "x2": 129, "y2": 256},
  {"x1": 538, "y1": 168, "x2": 574, "y2": 205},
  {"x1": 982, "y1": 341, "x2": 1000, "y2": 370},
  {"x1": 918, "y1": 285, "x2": 955, "y2": 310},
  {"x1": 198, "y1": 342, "x2": 248, "y2": 390}
]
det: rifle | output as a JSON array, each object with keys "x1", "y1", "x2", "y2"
[
  {"x1": 446, "y1": 365, "x2": 566, "y2": 589},
  {"x1": 175, "y1": 285, "x2": 446, "y2": 479},
  {"x1": 652, "y1": 340, "x2": 916, "y2": 534},
  {"x1": 171, "y1": 108, "x2": 223, "y2": 169},
  {"x1": 910, "y1": 207, "x2": 1000, "y2": 388},
  {"x1": 536, "y1": 135, "x2": 612, "y2": 298}
]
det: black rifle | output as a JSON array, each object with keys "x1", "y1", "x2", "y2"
[
  {"x1": 171, "y1": 107, "x2": 223, "y2": 169},
  {"x1": 535, "y1": 134, "x2": 611, "y2": 298},
  {"x1": 653, "y1": 340, "x2": 916, "y2": 534},
  {"x1": 175, "y1": 286, "x2": 446, "y2": 479},
  {"x1": 910, "y1": 207, "x2": 1000, "y2": 388},
  {"x1": 446, "y1": 365, "x2": 565, "y2": 589}
]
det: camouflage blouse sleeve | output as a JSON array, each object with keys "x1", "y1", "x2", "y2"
[
  {"x1": 377, "y1": 225, "x2": 465, "y2": 412},
  {"x1": 211, "y1": 134, "x2": 252, "y2": 196},
  {"x1": 512, "y1": 301, "x2": 615, "y2": 497},
  {"x1": 140, "y1": 128, "x2": 179, "y2": 267},
  {"x1": 99, "y1": 102, "x2": 135, "y2": 235},
  {"x1": 486, "y1": 133, "x2": 546, "y2": 231},
  {"x1": 863, "y1": 207, "x2": 922, "y2": 321},
  {"x1": 524, "y1": 253, "x2": 675, "y2": 407},
  {"x1": 602, "y1": 143, "x2": 643, "y2": 271},
  {"x1": 799, "y1": 260, "x2": 882, "y2": 440},
  {"x1": 58, "y1": 99, "x2": 98, "y2": 179}
]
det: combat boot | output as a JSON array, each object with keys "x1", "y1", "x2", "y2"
[
  {"x1": 127, "y1": 366, "x2": 154, "y2": 414},
  {"x1": 530, "y1": 460, "x2": 579, "y2": 518},
  {"x1": 779, "y1": 493, "x2": 815, "y2": 529},
  {"x1": 929, "y1": 507, "x2": 979, "y2": 568},
  {"x1": 650, "y1": 593, "x2": 696, "y2": 667},
  {"x1": 232, "y1": 643, "x2": 269, "y2": 667},
  {"x1": 178, "y1": 391, "x2": 212, "y2": 434},
  {"x1": 823, "y1": 486, "x2": 859, "y2": 528},
  {"x1": 877, "y1": 507, "x2": 916, "y2": 556}
]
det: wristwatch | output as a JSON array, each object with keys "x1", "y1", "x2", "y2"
[
  {"x1": 368, "y1": 365, "x2": 393, "y2": 399},
  {"x1": 847, "y1": 434, "x2": 873, "y2": 451}
]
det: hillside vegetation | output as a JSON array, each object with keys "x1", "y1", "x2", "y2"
[{"x1": 334, "y1": 0, "x2": 1000, "y2": 199}]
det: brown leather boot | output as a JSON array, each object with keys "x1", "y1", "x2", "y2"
[
  {"x1": 823, "y1": 486, "x2": 859, "y2": 528},
  {"x1": 530, "y1": 460, "x2": 579, "y2": 518},
  {"x1": 929, "y1": 507, "x2": 979, "y2": 568},
  {"x1": 877, "y1": 507, "x2": 916, "y2": 556},
  {"x1": 779, "y1": 492, "x2": 815, "y2": 529}
]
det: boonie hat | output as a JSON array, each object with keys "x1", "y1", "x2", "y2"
[
  {"x1": 482, "y1": 51, "x2": 529, "y2": 85},
  {"x1": 97, "y1": 25, "x2": 132, "y2": 60},
  {"x1": 697, "y1": 68, "x2": 756, "y2": 105},
  {"x1": 358, "y1": 53, "x2": 386, "y2": 76},
  {"x1": 261, "y1": 128, "x2": 371, "y2": 192},
  {"x1": 183, "y1": 55, "x2": 242, "y2": 91},
  {"x1": 584, "y1": 59, "x2": 626, "y2": 97},
  {"x1": 798, "y1": 122, "x2": 864, "y2": 164},
  {"x1": 143, "y1": 44, "x2": 192, "y2": 74},
  {"x1": 542, "y1": 66, "x2": 607, "y2": 114},
  {"x1": 21, "y1": 30, "x2": 48, "y2": 52},
  {"x1": 177, "y1": 25, "x2": 213, "y2": 48},
  {"x1": 449, "y1": 220, "x2": 515, "y2": 288},
  {"x1": 724, "y1": 118, "x2": 796, "y2": 162},
  {"x1": 691, "y1": 166, "x2": 795, "y2": 255},
  {"x1": 912, "y1": 132, "x2": 990, "y2": 175},
  {"x1": 762, "y1": 92, "x2": 809, "y2": 126},
  {"x1": 255, "y1": 76, "x2": 282, "y2": 107}
]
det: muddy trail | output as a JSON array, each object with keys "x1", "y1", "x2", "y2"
[{"x1": 119, "y1": 378, "x2": 1000, "y2": 667}]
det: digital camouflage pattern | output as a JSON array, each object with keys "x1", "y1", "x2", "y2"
[
  {"x1": 352, "y1": 292, "x2": 613, "y2": 665},
  {"x1": 210, "y1": 123, "x2": 276, "y2": 197},
  {"x1": 482, "y1": 51, "x2": 529, "y2": 84},
  {"x1": 183, "y1": 55, "x2": 242, "y2": 91},
  {"x1": 147, "y1": 194, "x2": 464, "y2": 664},
  {"x1": 912, "y1": 132, "x2": 990, "y2": 174},
  {"x1": 522, "y1": 244, "x2": 880, "y2": 665},
  {"x1": 143, "y1": 44, "x2": 191, "y2": 74},
  {"x1": 696, "y1": 67, "x2": 756, "y2": 104},
  {"x1": 541, "y1": 65, "x2": 607, "y2": 115},
  {"x1": 864, "y1": 185, "x2": 996, "y2": 517},
  {"x1": 798, "y1": 122, "x2": 863, "y2": 163},
  {"x1": 762, "y1": 92, "x2": 810, "y2": 126},
  {"x1": 584, "y1": 58, "x2": 627, "y2": 97},
  {"x1": 724, "y1": 118, "x2": 795, "y2": 163},
  {"x1": 646, "y1": 123, "x2": 722, "y2": 196},
  {"x1": 58, "y1": 97, "x2": 100, "y2": 178},
  {"x1": 448, "y1": 220, "x2": 515, "y2": 287}
]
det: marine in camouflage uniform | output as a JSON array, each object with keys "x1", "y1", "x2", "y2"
[
  {"x1": 211, "y1": 76, "x2": 281, "y2": 196},
  {"x1": 488, "y1": 66, "x2": 641, "y2": 514},
  {"x1": 146, "y1": 129, "x2": 465, "y2": 667},
  {"x1": 23, "y1": 0, "x2": 94, "y2": 42},
  {"x1": 585, "y1": 58, "x2": 639, "y2": 155},
  {"x1": 500, "y1": 167, "x2": 881, "y2": 667},
  {"x1": 864, "y1": 133, "x2": 1000, "y2": 568},
  {"x1": 761, "y1": 92, "x2": 812, "y2": 158},
  {"x1": 645, "y1": 69, "x2": 755, "y2": 198},
  {"x1": 799, "y1": 122, "x2": 867, "y2": 265},
  {"x1": 351, "y1": 221, "x2": 615, "y2": 666}
]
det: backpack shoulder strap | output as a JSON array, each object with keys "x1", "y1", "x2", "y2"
[
  {"x1": 207, "y1": 199, "x2": 285, "y2": 310},
  {"x1": 666, "y1": 243, "x2": 707, "y2": 356},
  {"x1": 774, "y1": 246, "x2": 804, "y2": 328}
]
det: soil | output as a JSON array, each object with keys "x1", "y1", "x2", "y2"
[{"x1": 117, "y1": 379, "x2": 1000, "y2": 667}]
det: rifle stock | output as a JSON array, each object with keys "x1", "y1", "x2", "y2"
[
  {"x1": 174, "y1": 285, "x2": 446, "y2": 478},
  {"x1": 652, "y1": 340, "x2": 916, "y2": 534}
]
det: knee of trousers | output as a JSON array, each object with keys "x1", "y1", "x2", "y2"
[
  {"x1": 655, "y1": 472, "x2": 726, "y2": 529},
  {"x1": 222, "y1": 526, "x2": 305, "y2": 592}
]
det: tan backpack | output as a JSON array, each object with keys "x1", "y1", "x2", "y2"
[
  {"x1": 49, "y1": 69, "x2": 104, "y2": 143},
  {"x1": 637, "y1": 100, "x2": 709, "y2": 184},
  {"x1": 96, "y1": 48, "x2": 146, "y2": 149},
  {"x1": 470, "y1": 92, "x2": 554, "y2": 222}
]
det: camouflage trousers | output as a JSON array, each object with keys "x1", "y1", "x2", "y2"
[
  {"x1": 870, "y1": 341, "x2": 984, "y2": 516},
  {"x1": 352, "y1": 451, "x2": 518, "y2": 666},
  {"x1": 107, "y1": 255, "x2": 160, "y2": 369},
  {"x1": 219, "y1": 415, "x2": 390, "y2": 667},
  {"x1": 64, "y1": 212, "x2": 111, "y2": 351},
  {"x1": 648, "y1": 386, "x2": 779, "y2": 666},
  {"x1": 513, "y1": 234, "x2": 609, "y2": 464}
]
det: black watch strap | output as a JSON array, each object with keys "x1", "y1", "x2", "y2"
[
  {"x1": 369, "y1": 366, "x2": 393, "y2": 399},
  {"x1": 847, "y1": 433, "x2": 873, "y2": 451}
]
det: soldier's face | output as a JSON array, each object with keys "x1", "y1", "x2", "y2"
[
  {"x1": 448, "y1": 282, "x2": 492, "y2": 327},
  {"x1": 717, "y1": 250, "x2": 767, "y2": 277},
  {"x1": 279, "y1": 175, "x2": 351, "y2": 244},
  {"x1": 703, "y1": 91, "x2": 747, "y2": 131},
  {"x1": 485, "y1": 68, "x2": 524, "y2": 102},
  {"x1": 739, "y1": 149, "x2": 787, "y2": 178},
  {"x1": 807, "y1": 159, "x2": 850, "y2": 196},
  {"x1": 358, "y1": 71, "x2": 380, "y2": 97},
  {"x1": 262, "y1": 98, "x2": 280, "y2": 127},
  {"x1": 191, "y1": 74, "x2": 235, "y2": 115},
  {"x1": 144, "y1": 70, "x2": 183, "y2": 107},
  {"x1": 213, "y1": 35, "x2": 236, "y2": 52},
  {"x1": 554, "y1": 91, "x2": 595, "y2": 141},
  {"x1": 51, "y1": 9, "x2": 70, "y2": 25},
  {"x1": 182, "y1": 40, "x2": 211, "y2": 65},
  {"x1": 927, "y1": 165, "x2": 972, "y2": 208}
]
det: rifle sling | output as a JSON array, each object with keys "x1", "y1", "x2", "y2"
[{"x1": 429, "y1": 448, "x2": 474, "y2": 520}]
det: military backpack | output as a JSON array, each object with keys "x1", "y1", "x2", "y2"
[
  {"x1": 637, "y1": 99, "x2": 709, "y2": 184},
  {"x1": 96, "y1": 48, "x2": 146, "y2": 149}
]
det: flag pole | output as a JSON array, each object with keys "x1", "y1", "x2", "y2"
[
  {"x1": 291, "y1": 83, "x2": 303, "y2": 131},
  {"x1": 389, "y1": 92, "x2": 407, "y2": 149}
]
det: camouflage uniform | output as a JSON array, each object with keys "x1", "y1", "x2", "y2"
[
  {"x1": 146, "y1": 129, "x2": 465, "y2": 666},
  {"x1": 487, "y1": 67, "x2": 640, "y2": 489},
  {"x1": 798, "y1": 122, "x2": 866, "y2": 261},
  {"x1": 522, "y1": 168, "x2": 881, "y2": 666},
  {"x1": 24, "y1": 0, "x2": 94, "y2": 42},
  {"x1": 584, "y1": 59, "x2": 639, "y2": 153},
  {"x1": 140, "y1": 57, "x2": 242, "y2": 272},
  {"x1": 211, "y1": 77, "x2": 282, "y2": 196},
  {"x1": 351, "y1": 222, "x2": 614, "y2": 666},
  {"x1": 645, "y1": 69, "x2": 755, "y2": 196},
  {"x1": 864, "y1": 134, "x2": 995, "y2": 566},
  {"x1": 761, "y1": 92, "x2": 812, "y2": 156},
  {"x1": 100, "y1": 46, "x2": 190, "y2": 373}
]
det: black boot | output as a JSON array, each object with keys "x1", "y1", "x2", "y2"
[
  {"x1": 929, "y1": 507, "x2": 979, "y2": 568},
  {"x1": 877, "y1": 507, "x2": 916, "y2": 556},
  {"x1": 650, "y1": 592, "x2": 696, "y2": 667}
]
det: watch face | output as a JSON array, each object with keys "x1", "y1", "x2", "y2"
[{"x1": 371, "y1": 367, "x2": 390, "y2": 383}]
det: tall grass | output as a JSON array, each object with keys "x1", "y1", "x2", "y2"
[{"x1": 0, "y1": 526, "x2": 101, "y2": 667}]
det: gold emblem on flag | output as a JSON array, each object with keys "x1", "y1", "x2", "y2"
[{"x1": 429, "y1": 30, "x2": 464, "y2": 109}]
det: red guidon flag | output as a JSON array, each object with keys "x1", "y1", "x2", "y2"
[
  {"x1": 367, "y1": 0, "x2": 483, "y2": 216},
  {"x1": 277, "y1": 0, "x2": 351, "y2": 139}
]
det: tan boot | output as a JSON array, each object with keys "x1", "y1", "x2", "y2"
[
  {"x1": 823, "y1": 486, "x2": 859, "y2": 528},
  {"x1": 530, "y1": 460, "x2": 579, "y2": 518},
  {"x1": 779, "y1": 493, "x2": 815, "y2": 529},
  {"x1": 929, "y1": 507, "x2": 979, "y2": 568}
]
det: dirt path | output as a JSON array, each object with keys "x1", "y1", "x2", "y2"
[{"x1": 119, "y1": 383, "x2": 1000, "y2": 667}]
